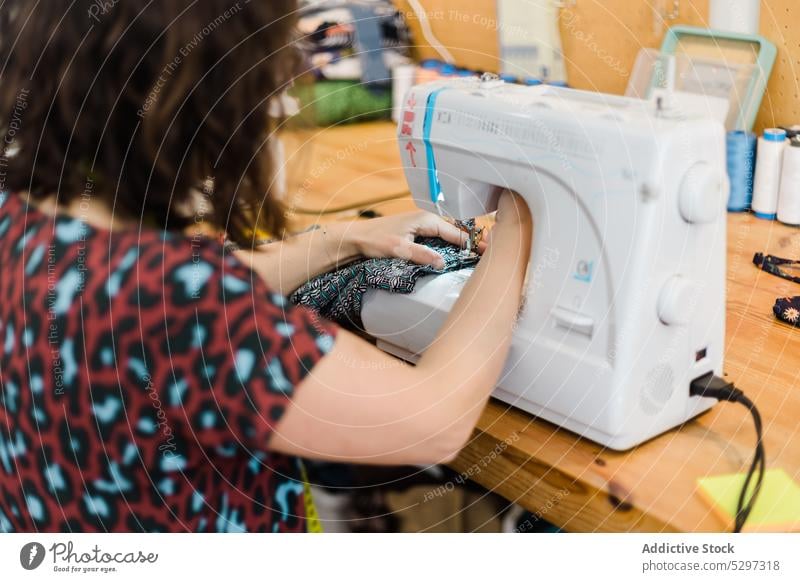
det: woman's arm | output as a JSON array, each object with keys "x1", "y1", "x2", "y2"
[
  {"x1": 235, "y1": 211, "x2": 479, "y2": 296},
  {"x1": 269, "y1": 191, "x2": 531, "y2": 465}
]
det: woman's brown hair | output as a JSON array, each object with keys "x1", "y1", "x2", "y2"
[{"x1": 0, "y1": 0, "x2": 299, "y2": 245}]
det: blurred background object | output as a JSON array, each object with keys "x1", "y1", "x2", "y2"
[{"x1": 293, "y1": 0, "x2": 412, "y2": 125}]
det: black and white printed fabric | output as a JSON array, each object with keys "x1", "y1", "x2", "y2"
[{"x1": 290, "y1": 236, "x2": 479, "y2": 328}]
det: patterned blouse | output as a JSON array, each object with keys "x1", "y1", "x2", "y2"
[{"x1": 0, "y1": 193, "x2": 337, "y2": 532}]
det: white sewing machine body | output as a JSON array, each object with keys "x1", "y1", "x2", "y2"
[{"x1": 362, "y1": 79, "x2": 728, "y2": 450}]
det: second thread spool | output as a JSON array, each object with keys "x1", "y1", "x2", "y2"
[
  {"x1": 752, "y1": 128, "x2": 787, "y2": 220},
  {"x1": 778, "y1": 138, "x2": 800, "y2": 225}
]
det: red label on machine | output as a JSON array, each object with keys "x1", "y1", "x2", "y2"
[
  {"x1": 405, "y1": 142, "x2": 417, "y2": 167},
  {"x1": 400, "y1": 92, "x2": 417, "y2": 137}
]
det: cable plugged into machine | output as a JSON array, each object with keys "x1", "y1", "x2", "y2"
[{"x1": 690, "y1": 373, "x2": 766, "y2": 533}]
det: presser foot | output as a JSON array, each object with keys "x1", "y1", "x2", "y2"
[{"x1": 453, "y1": 218, "x2": 485, "y2": 261}]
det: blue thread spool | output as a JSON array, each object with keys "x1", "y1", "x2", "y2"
[
  {"x1": 726, "y1": 130, "x2": 757, "y2": 212},
  {"x1": 420, "y1": 59, "x2": 442, "y2": 70},
  {"x1": 440, "y1": 64, "x2": 457, "y2": 77}
]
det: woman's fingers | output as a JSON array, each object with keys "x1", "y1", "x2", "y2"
[
  {"x1": 416, "y1": 215, "x2": 467, "y2": 248},
  {"x1": 379, "y1": 212, "x2": 486, "y2": 264},
  {"x1": 401, "y1": 241, "x2": 446, "y2": 269},
  {"x1": 420, "y1": 215, "x2": 490, "y2": 255}
]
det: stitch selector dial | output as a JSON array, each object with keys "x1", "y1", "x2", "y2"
[
  {"x1": 678, "y1": 162, "x2": 724, "y2": 224},
  {"x1": 657, "y1": 276, "x2": 698, "y2": 326}
]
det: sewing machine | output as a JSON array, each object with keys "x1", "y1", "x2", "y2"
[{"x1": 361, "y1": 78, "x2": 728, "y2": 450}]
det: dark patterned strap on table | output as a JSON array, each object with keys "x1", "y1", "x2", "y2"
[{"x1": 753, "y1": 252, "x2": 800, "y2": 285}]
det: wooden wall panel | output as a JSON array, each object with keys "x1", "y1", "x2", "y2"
[
  {"x1": 556, "y1": 0, "x2": 708, "y2": 95},
  {"x1": 393, "y1": 0, "x2": 501, "y2": 72},
  {"x1": 757, "y1": 1, "x2": 800, "y2": 129},
  {"x1": 394, "y1": 0, "x2": 800, "y2": 131}
]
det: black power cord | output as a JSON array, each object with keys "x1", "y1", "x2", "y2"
[{"x1": 690, "y1": 373, "x2": 766, "y2": 533}]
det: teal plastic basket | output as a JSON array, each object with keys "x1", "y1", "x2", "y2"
[{"x1": 659, "y1": 25, "x2": 777, "y2": 132}]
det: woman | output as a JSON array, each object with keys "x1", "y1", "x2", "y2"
[{"x1": 0, "y1": 1, "x2": 531, "y2": 532}]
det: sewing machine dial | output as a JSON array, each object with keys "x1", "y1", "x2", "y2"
[
  {"x1": 657, "y1": 276, "x2": 699, "y2": 326},
  {"x1": 678, "y1": 162, "x2": 724, "y2": 224}
]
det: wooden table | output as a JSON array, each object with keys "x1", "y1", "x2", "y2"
[{"x1": 284, "y1": 121, "x2": 800, "y2": 532}]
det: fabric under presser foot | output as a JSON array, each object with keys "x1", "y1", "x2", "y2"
[{"x1": 291, "y1": 235, "x2": 479, "y2": 328}]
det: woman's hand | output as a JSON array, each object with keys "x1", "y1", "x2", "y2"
[
  {"x1": 237, "y1": 210, "x2": 488, "y2": 296},
  {"x1": 346, "y1": 211, "x2": 486, "y2": 270},
  {"x1": 273, "y1": 191, "x2": 533, "y2": 465}
]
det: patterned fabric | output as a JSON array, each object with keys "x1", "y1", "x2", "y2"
[
  {"x1": 290, "y1": 236, "x2": 479, "y2": 327},
  {"x1": 0, "y1": 193, "x2": 337, "y2": 532},
  {"x1": 753, "y1": 252, "x2": 800, "y2": 284},
  {"x1": 774, "y1": 296, "x2": 800, "y2": 326},
  {"x1": 752, "y1": 252, "x2": 800, "y2": 327}
]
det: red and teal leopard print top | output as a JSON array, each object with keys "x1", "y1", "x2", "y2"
[{"x1": 0, "y1": 192, "x2": 338, "y2": 532}]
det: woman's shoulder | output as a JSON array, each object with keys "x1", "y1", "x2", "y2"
[{"x1": 0, "y1": 191, "x2": 275, "y2": 311}]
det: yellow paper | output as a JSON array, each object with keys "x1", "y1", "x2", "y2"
[{"x1": 697, "y1": 468, "x2": 800, "y2": 532}]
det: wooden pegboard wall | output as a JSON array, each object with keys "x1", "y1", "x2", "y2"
[{"x1": 756, "y1": 0, "x2": 800, "y2": 130}]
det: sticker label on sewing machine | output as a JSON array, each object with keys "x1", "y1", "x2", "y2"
[
  {"x1": 574, "y1": 260, "x2": 594, "y2": 283},
  {"x1": 439, "y1": 108, "x2": 598, "y2": 161},
  {"x1": 400, "y1": 92, "x2": 417, "y2": 136}
]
